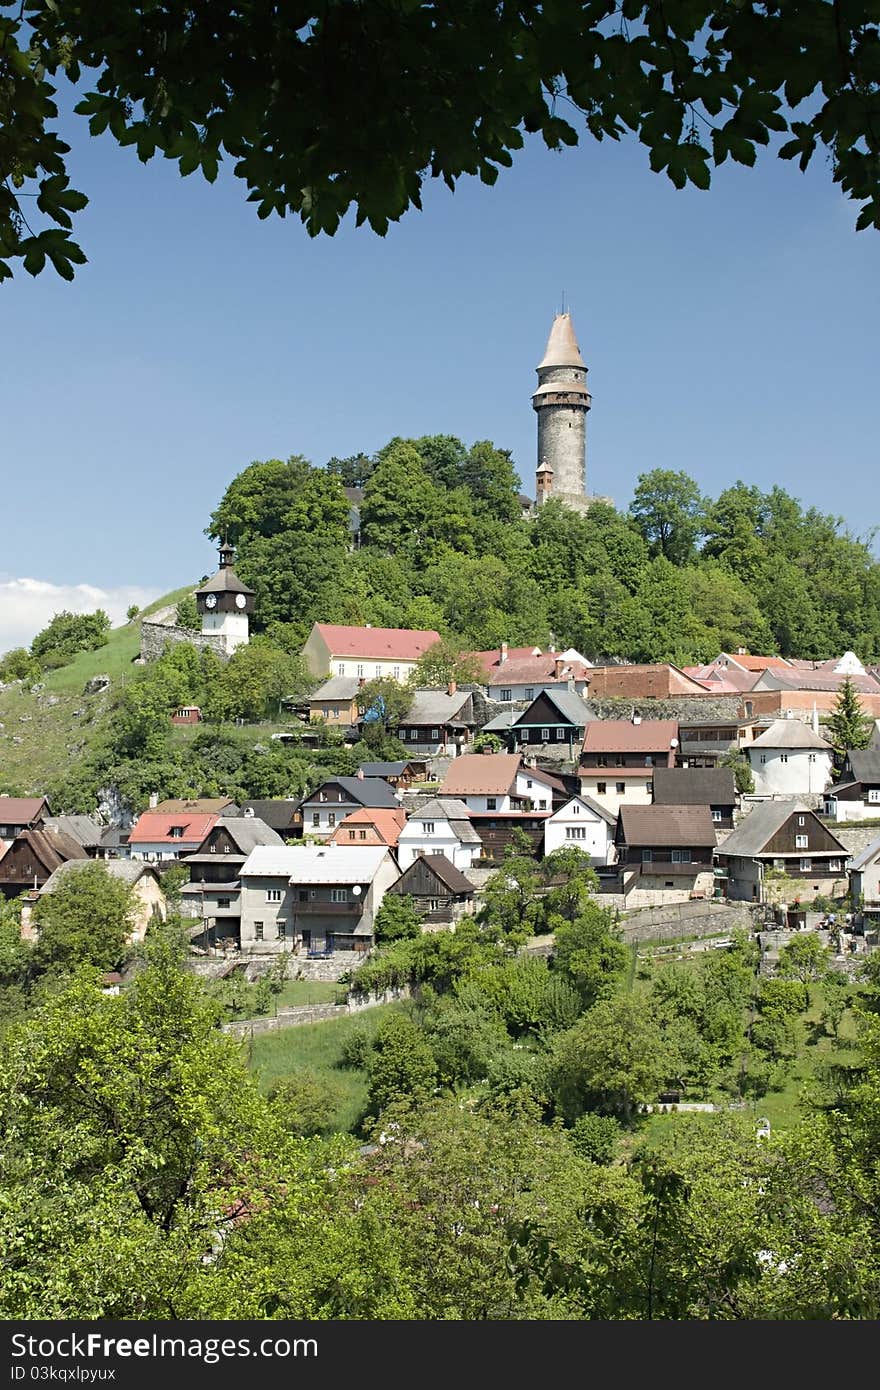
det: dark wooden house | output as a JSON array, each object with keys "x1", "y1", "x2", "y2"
[
  {"x1": 717, "y1": 802, "x2": 849, "y2": 904},
  {"x1": 387, "y1": 853, "x2": 476, "y2": 926},
  {"x1": 651, "y1": 767, "x2": 737, "y2": 828},
  {"x1": 614, "y1": 805, "x2": 717, "y2": 903},
  {"x1": 0, "y1": 796, "x2": 51, "y2": 842},
  {"x1": 179, "y1": 816, "x2": 285, "y2": 946},
  {"x1": 504, "y1": 688, "x2": 596, "y2": 757},
  {"x1": 0, "y1": 827, "x2": 89, "y2": 899}
]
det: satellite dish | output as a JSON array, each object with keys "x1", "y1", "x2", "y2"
[{"x1": 352, "y1": 884, "x2": 362, "y2": 896}]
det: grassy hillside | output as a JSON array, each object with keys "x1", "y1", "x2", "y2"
[{"x1": 0, "y1": 584, "x2": 196, "y2": 796}]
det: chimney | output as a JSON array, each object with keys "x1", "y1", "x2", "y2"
[
  {"x1": 149, "y1": 791, "x2": 158, "y2": 809},
  {"x1": 500, "y1": 641, "x2": 508, "y2": 664},
  {"x1": 356, "y1": 768, "x2": 365, "y2": 780},
  {"x1": 447, "y1": 679, "x2": 457, "y2": 696}
]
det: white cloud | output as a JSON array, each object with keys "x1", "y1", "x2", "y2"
[{"x1": 0, "y1": 577, "x2": 163, "y2": 657}]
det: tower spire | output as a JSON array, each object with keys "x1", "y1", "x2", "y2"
[{"x1": 532, "y1": 311, "x2": 591, "y2": 512}]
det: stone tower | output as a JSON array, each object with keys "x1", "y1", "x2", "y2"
[
  {"x1": 194, "y1": 540, "x2": 255, "y2": 655},
  {"x1": 532, "y1": 311, "x2": 591, "y2": 513}
]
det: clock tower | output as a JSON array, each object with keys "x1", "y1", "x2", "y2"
[{"x1": 194, "y1": 540, "x2": 255, "y2": 655}]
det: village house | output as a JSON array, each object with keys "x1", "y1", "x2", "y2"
[
  {"x1": 127, "y1": 811, "x2": 220, "y2": 862},
  {"x1": 329, "y1": 806, "x2": 409, "y2": 851},
  {"x1": 239, "y1": 800, "x2": 301, "y2": 840},
  {"x1": 43, "y1": 815, "x2": 106, "y2": 856},
  {"x1": 0, "y1": 796, "x2": 51, "y2": 844},
  {"x1": 543, "y1": 794, "x2": 616, "y2": 864},
  {"x1": 20, "y1": 860, "x2": 167, "y2": 944},
  {"x1": 170, "y1": 705, "x2": 202, "y2": 725},
  {"x1": 849, "y1": 835, "x2": 880, "y2": 927},
  {"x1": 178, "y1": 816, "x2": 285, "y2": 947},
  {"x1": 579, "y1": 717, "x2": 680, "y2": 817},
  {"x1": 717, "y1": 802, "x2": 849, "y2": 905},
  {"x1": 677, "y1": 716, "x2": 759, "y2": 768},
  {"x1": 585, "y1": 664, "x2": 712, "y2": 700},
  {"x1": 491, "y1": 687, "x2": 596, "y2": 759},
  {"x1": 395, "y1": 798, "x2": 484, "y2": 871},
  {"x1": 651, "y1": 767, "x2": 738, "y2": 829},
  {"x1": 613, "y1": 805, "x2": 718, "y2": 907},
  {"x1": 465, "y1": 643, "x2": 592, "y2": 701},
  {"x1": 0, "y1": 826, "x2": 89, "y2": 899},
  {"x1": 823, "y1": 750, "x2": 880, "y2": 822},
  {"x1": 746, "y1": 655, "x2": 880, "y2": 722},
  {"x1": 301, "y1": 622, "x2": 441, "y2": 680},
  {"x1": 293, "y1": 775, "x2": 400, "y2": 839},
  {"x1": 437, "y1": 753, "x2": 559, "y2": 860},
  {"x1": 306, "y1": 675, "x2": 362, "y2": 728},
  {"x1": 746, "y1": 719, "x2": 834, "y2": 801},
  {"x1": 239, "y1": 843, "x2": 399, "y2": 956},
  {"x1": 387, "y1": 853, "x2": 476, "y2": 927},
  {"x1": 151, "y1": 796, "x2": 241, "y2": 816},
  {"x1": 356, "y1": 760, "x2": 429, "y2": 788},
  {"x1": 394, "y1": 685, "x2": 479, "y2": 758}
]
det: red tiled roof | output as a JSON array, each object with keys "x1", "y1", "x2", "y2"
[
  {"x1": 483, "y1": 656, "x2": 591, "y2": 685},
  {"x1": 440, "y1": 753, "x2": 522, "y2": 796},
  {"x1": 0, "y1": 797, "x2": 49, "y2": 825},
  {"x1": 730, "y1": 654, "x2": 792, "y2": 672},
  {"x1": 128, "y1": 813, "x2": 219, "y2": 845},
  {"x1": 314, "y1": 624, "x2": 441, "y2": 661},
  {"x1": 582, "y1": 719, "x2": 680, "y2": 754},
  {"x1": 330, "y1": 808, "x2": 408, "y2": 847}
]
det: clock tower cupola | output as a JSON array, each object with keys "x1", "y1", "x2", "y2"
[{"x1": 194, "y1": 539, "x2": 255, "y2": 654}]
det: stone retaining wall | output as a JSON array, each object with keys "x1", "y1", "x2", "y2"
[
  {"x1": 222, "y1": 985, "x2": 410, "y2": 1036},
  {"x1": 616, "y1": 898, "x2": 756, "y2": 945},
  {"x1": 140, "y1": 620, "x2": 231, "y2": 664}
]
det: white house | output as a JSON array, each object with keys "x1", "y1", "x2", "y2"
[
  {"x1": 396, "y1": 798, "x2": 483, "y2": 872},
  {"x1": 747, "y1": 719, "x2": 834, "y2": 799},
  {"x1": 544, "y1": 795, "x2": 616, "y2": 864},
  {"x1": 301, "y1": 623, "x2": 441, "y2": 680}
]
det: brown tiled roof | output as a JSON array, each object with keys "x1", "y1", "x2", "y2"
[
  {"x1": 582, "y1": 719, "x2": 680, "y2": 754},
  {"x1": 617, "y1": 805, "x2": 717, "y2": 848},
  {"x1": 0, "y1": 797, "x2": 49, "y2": 825},
  {"x1": 7, "y1": 827, "x2": 89, "y2": 874},
  {"x1": 439, "y1": 754, "x2": 521, "y2": 796}
]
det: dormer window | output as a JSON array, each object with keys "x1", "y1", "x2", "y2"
[{"x1": 170, "y1": 826, "x2": 183, "y2": 839}]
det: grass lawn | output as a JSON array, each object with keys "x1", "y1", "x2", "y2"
[
  {"x1": 274, "y1": 979, "x2": 345, "y2": 1008},
  {"x1": 243, "y1": 1001, "x2": 403, "y2": 1135},
  {"x1": 43, "y1": 585, "x2": 197, "y2": 694}
]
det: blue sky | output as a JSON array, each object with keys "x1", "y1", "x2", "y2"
[{"x1": 1, "y1": 99, "x2": 878, "y2": 653}]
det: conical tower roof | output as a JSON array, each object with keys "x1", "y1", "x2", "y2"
[{"x1": 537, "y1": 312, "x2": 586, "y2": 370}]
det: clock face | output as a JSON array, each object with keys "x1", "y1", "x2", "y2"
[
  {"x1": 205, "y1": 594, "x2": 217, "y2": 609},
  {"x1": 235, "y1": 592, "x2": 247, "y2": 609}
]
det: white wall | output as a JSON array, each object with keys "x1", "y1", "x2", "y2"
[
  {"x1": 397, "y1": 824, "x2": 479, "y2": 871},
  {"x1": 748, "y1": 747, "x2": 833, "y2": 798},
  {"x1": 544, "y1": 801, "x2": 614, "y2": 863},
  {"x1": 579, "y1": 774, "x2": 653, "y2": 818}
]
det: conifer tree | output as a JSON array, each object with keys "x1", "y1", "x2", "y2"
[{"x1": 826, "y1": 676, "x2": 874, "y2": 761}]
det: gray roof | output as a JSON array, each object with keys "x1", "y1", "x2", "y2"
[
  {"x1": 43, "y1": 815, "x2": 105, "y2": 849},
  {"x1": 308, "y1": 777, "x2": 400, "y2": 809},
  {"x1": 403, "y1": 689, "x2": 476, "y2": 726},
  {"x1": 850, "y1": 835, "x2": 880, "y2": 872},
  {"x1": 480, "y1": 710, "x2": 518, "y2": 733},
  {"x1": 194, "y1": 568, "x2": 254, "y2": 596},
  {"x1": 750, "y1": 719, "x2": 832, "y2": 750},
  {"x1": 514, "y1": 689, "x2": 597, "y2": 728},
  {"x1": 652, "y1": 768, "x2": 737, "y2": 806},
  {"x1": 186, "y1": 817, "x2": 284, "y2": 858},
  {"x1": 718, "y1": 802, "x2": 846, "y2": 858},
  {"x1": 310, "y1": 676, "x2": 362, "y2": 702},
  {"x1": 358, "y1": 762, "x2": 410, "y2": 778},
  {"x1": 400, "y1": 798, "x2": 483, "y2": 845},
  {"x1": 847, "y1": 751, "x2": 880, "y2": 783},
  {"x1": 240, "y1": 844, "x2": 392, "y2": 883},
  {"x1": 240, "y1": 800, "x2": 300, "y2": 831},
  {"x1": 39, "y1": 859, "x2": 161, "y2": 894}
]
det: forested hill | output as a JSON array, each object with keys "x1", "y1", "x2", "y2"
[{"x1": 208, "y1": 439, "x2": 880, "y2": 664}]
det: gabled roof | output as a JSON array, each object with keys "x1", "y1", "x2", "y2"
[
  {"x1": 403, "y1": 689, "x2": 475, "y2": 725},
  {"x1": 310, "y1": 676, "x2": 362, "y2": 702},
  {"x1": 846, "y1": 750, "x2": 880, "y2": 783},
  {"x1": 487, "y1": 656, "x2": 592, "y2": 686},
  {"x1": 330, "y1": 808, "x2": 408, "y2": 847},
  {"x1": 718, "y1": 802, "x2": 847, "y2": 858},
  {"x1": 358, "y1": 761, "x2": 424, "y2": 778},
  {"x1": 849, "y1": 835, "x2": 880, "y2": 872},
  {"x1": 400, "y1": 799, "x2": 483, "y2": 844},
  {"x1": 0, "y1": 797, "x2": 49, "y2": 826},
  {"x1": 750, "y1": 720, "x2": 832, "y2": 751},
  {"x1": 312, "y1": 624, "x2": 441, "y2": 661},
  {"x1": 304, "y1": 777, "x2": 400, "y2": 809},
  {"x1": 548, "y1": 794, "x2": 616, "y2": 827},
  {"x1": 751, "y1": 669, "x2": 880, "y2": 695},
  {"x1": 582, "y1": 719, "x2": 679, "y2": 754},
  {"x1": 128, "y1": 813, "x2": 218, "y2": 845},
  {"x1": 240, "y1": 844, "x2": 392, "y2": 883},
  {"x1": 652, "y1": 768, "x2": 737, "y2": 806},
  {"x1": 512, "y1": 688, "x2": 597, "y2": 727},
  {"x1": 617, "y1": 805, "x2": 717, "y2": 848},
  {"x1": 4, "y1": 827, "x2": 89, "y2": 873},
  {"x1": 400, "y1": 853, "x2": 476, "y2": 895},
  {"x1": 43, "y1": 815, "x2": 105, "y2": 849},
  {"x1": 439, "y1": 753, "x2": 521, "y2": 797},
  {"x1": 186, "y1": 817, "x2": 285, "y2": 858},
  {"x1": 239, "y1": 800, "x2": 300, "y2": 831},
  {"x1": 39, "y1": 859, "x2": 162, "y2": 894}
]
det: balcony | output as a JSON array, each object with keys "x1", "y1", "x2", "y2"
[{"x1": 293, "y1": 899, "x2": 361, "y2": 914}]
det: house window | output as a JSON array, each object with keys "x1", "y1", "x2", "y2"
[
  {"x1": 393, "y1": 666, "x2": 401, "y2": 680},
  {"x1": 774, "y1": 858, "x2": 785, "y2": 870},
  {"x1": 808, "y1": 753, "x2": 816, "y2": 763},
  {"x1": 277, "y1": 921, "x2": 287, "y2": 940},
  {"x1": 359, "y1": 830, "x2": 367, "y2": 840},
  {"x1": 869, "y1": 790, "x2": 880, "y2": 803},
  {"x1": 760, "y1": 755, "x2": 767, "y2": 763},
  {"x1": 210, "y1": 843, "x2": 216, "y2": 853},
  {"x1": 322, "y1": 708, "x2": 330, "y2": 719},
  {"x1": 556, "y1": 728, "x2": 566, "y2": 740},
  {"x1": 799, "y1": 858, "x2": 812, "y2": 871},
  {"x1": 641, "y1": 849, "x2": 653, "y2": 863},
  {"x1": 338, "y1": 664, "x2": 345, "y2": 675},
  {"x1": 357, "y1": 664, "x2": 364, "y2": 677},
  {"x1": 795, "y1": 835, "x2": 808, "y2": 849},
  {"x1": 522, "y1": 688, "x2": 533, "y2": 701},
  {"x1": 254, "y1": 922, "x2": 264, "y2": 941},
  {"x1": 500, "y1": 689, "x2": 512, "y2": 702},
  {"x1": 215, "y1": 896, "x2": 231, "y2": 910},
  {"x1": 829, "y1": 860, "x2": 842, "y2": 872},
  {"x1": 431, "y1": 728, "x2": 440, "y2": 740},
  {"x1": 572, "y1": 802, "x2": 579, "y2": 814},
  {"x1": 566, "y1": 826, "x2": 587, "y2": 840},
  {"x1": 597, "y1": 782, "x2": 606, "y2": 794},
  {"x1": 487, "y1": 798, "x2": 497, "y2": 811},
  {"x1": 312, "y1": 812, "x2": 320, "y2": 826},
  {"x1": 423, "y1": 822, "x2": 434, "y2": 834},
  {"x1": 645, "y1": 781, "x2": 653, "y2": 793},
  {"x1": 616, "y1": 783, "x2": 625, "y2": 795},
  {"x1": 375, "y1": 665, "x2": 382, "y2": 678},
  {"x1": 330, "y1": 888, "x2": 349, "y2": 903},
  {"x1": 541, "y1": 728, "x2": 550, "y2": 741},
  {"x1": 597, "y1": 755, "x2": 608, "y2": 767},
  {"x1": 349, "y1": 830, "x2": 357, "y2": 840},
  {"x1": 266, "y1": 888, "x2": 282, "y2": 903},
  {"x1": 170, "y1": 826, "x2": 183, "y2": 839},
  {"x1": 712, "y1": 810, "x2": 722, "y2": 823},
  {"x1": 780, "y1": 753, "x2": 788, "y2": 764},
  {"x1": 319, "y1": 791, "x2": 327, "y2": 802},
  {"x1": 672, "y1": 850, "x2": 692, "y2": 864},
  {"x1": 299, "y1": 890, "x2": 308, "y2": 902}
]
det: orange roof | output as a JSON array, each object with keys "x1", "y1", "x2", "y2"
[
  {"x1": 314, "y1": 624, "x2": 441, "y2": 661},
  {"x1": 730, "y1": 654, "x2": 792, "y2": 672},
  {"x1": 330, "y1": 808, "x2": 408, "y2": 847},
  {"x1": 439, "y1": 753, "x2": 522, "y2": 796},
  {"x1": 128, "y1": 813, "x2": 218, "y2": 845},
  {"x1": 582, "y1": 719, "x2": 680, "y2": 754}
]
